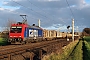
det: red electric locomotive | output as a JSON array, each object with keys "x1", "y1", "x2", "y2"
[
  {"x1": 8, "y1": 15, "x2": 43, "y2": 44},
  {"x1": 8, "y1": 21, "x2": 28, "y2": 44},
  {"x1": 9, "y1": 20, "x2": 43, "y2": 44}
]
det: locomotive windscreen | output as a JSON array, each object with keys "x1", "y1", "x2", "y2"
[{"x1": 10, "y1": 26, "x2": 22, "y2": 33}]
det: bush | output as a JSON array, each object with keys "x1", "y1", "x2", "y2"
[
  {"x1": 83, "y1": 41, "x2": 90, "y2": 60},
  {"x1": 0, "y1": 38, "x2": 8, "y2": 46}
]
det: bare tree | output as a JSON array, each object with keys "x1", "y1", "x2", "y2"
[{"x1": 4, "y1": 19, "x2": 16, "y2": 31}]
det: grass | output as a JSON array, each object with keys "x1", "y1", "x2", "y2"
[
  {"x1": 42, "y1": 40, "x2": 79, "y2": 60},
  {"x1": 83, "y1": 36, "x2": 90, "y2": 44},
  {"x1": 0, "y1": 38, "x2": 8, "y2": 46},
  {"x1": 67, "y1": 40, "x2": 83, "y2": 60},
  {"x1": 42, "y1": 36, "x2": 90, "y2": 60},
  {"x1": 83, "y1": 36, "x2": 90, "y2": 60},
  {"x1": 83, "y1": 41, "x2": 90, "y2": 60}
]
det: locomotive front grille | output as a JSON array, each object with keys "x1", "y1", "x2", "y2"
[{"x1": 9, "y1": 38, "x2": 22, "y2": 42}]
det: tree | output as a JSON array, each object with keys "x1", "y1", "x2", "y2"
[
  {"x1": 4, "y1": 19, "x2": 16, "y2": 31},
  {"x1": 82, "y1": 28, "x2": 90, "y2": 36}
]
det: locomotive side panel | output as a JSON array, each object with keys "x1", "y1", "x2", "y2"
[
  {"x1": 29, "y1": 28, "x2": 38, "y2": 39},
  {"x1": 25, "y1": 27, "x2": 43, "y2": 42}
]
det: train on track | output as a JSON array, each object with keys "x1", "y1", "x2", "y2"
[{"x1": 8, "y1": 18, "x2": 79, "y2": 44}]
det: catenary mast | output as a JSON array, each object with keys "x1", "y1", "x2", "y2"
[{"x1": 72, "y1": 19, "x2": 74, "y2": 42}]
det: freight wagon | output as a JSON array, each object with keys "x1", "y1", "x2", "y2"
[
  {"x1": 43, "y1": 30, "x2": 55, "y2": 40},
  {"x1": 56, "y1": 31, "x2": 62, "y2": 39}
]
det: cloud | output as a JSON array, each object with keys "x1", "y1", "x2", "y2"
[
  {"x1": 0, "y1": 7, "x2": 4, "y2": 10},
  {"x1": 0, "y1": 0, "x2": 90, "y2": 32}
]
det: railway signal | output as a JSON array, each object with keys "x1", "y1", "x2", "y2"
[{"x1": 67, "y1": 26, "x2": 70, "y2": 41}]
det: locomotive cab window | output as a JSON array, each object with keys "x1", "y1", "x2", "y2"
[{"x1": 10, "y1": 26, "x2": 22, "y2": 33}]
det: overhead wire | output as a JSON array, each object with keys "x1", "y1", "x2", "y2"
[
  {"x1": 27, "y1": 0, "x2": 55, "y2": 19},
  {"x1": 27, "y1": 0, "x2": 55, "y2": 24},
  {"x1": 12, "y1": 0, "x2": 57, "y2": 25},
  {"x1": 12, "y1": 0, "x2": 69, "y2": 28},
  {"x1": 65, "y1": 0, "x2": 79, "y2": 31},
  {"x1": 12, "y1": 0, "x2": 53, "y2": 21},
  {"x1": 12, "y1": 0, "x2": 59, "y2": 26},
  {"x1": 27, "y1": 0, "x2": 67, "y2": 24},
  {"x1": 11, "y1": 0, "x2": 39, "y2": 21},
  {"x1": 65, "y1": 0, "x2": 75, "y2": 19}
]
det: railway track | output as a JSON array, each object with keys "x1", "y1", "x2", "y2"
[
  {"x1": 0, "y1": 39, "x2": 72, "y2": 60},
  {"x1": 0, "y1": 40, "x2": 58, "y2": 51}
]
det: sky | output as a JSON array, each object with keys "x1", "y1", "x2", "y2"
[{"x1": 0, "y1": 0, "x2": 90, "y2": 32}]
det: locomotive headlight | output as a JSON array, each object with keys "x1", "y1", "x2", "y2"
[
  {"x1": 19, "y1": 36, "x2": 21, "y2": 37},
  {"x1": 10, "y1": 36, "x2": 12, "y2": 37}
]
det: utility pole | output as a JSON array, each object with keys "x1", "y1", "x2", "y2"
[
  {"x1": 72, "y1": 19, "x2": 74, "y2": 42},
  {"x1": 38, "y1": 19, "x2": 40, "y2": 27}
]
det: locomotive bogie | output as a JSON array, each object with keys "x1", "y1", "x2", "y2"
[{"x1": 8, "y1": 38, "x2": 23, "y2": 44}]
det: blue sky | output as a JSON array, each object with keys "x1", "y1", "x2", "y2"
[
  {"x1": 0, "y1": 0, "x2": 90, "y2": 32},
  {"x1": 0, "y1": 0, "x2": 19, "y2": 10},
  {"x1": 86, "y1": 0, "x2": 90, "y2": 3}
]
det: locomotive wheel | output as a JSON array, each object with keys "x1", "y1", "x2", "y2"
[{"x1": 21, "y1": 41, "x2": 25, "y2": 45}]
